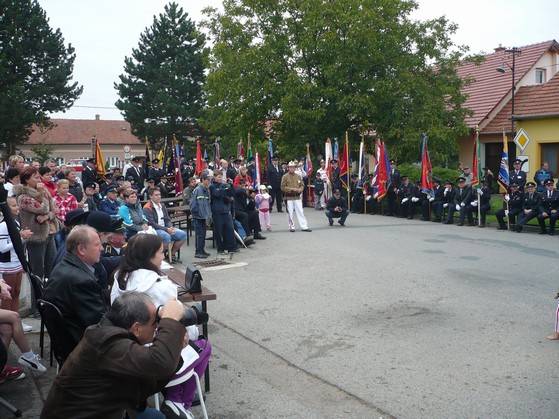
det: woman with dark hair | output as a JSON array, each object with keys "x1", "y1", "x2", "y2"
[
  {"x1": 111, "y1": 234, "x2": 211, "y2": 418},
  {"x1": 4, "y1": 167, "x2": 20, "y2": 197},
  {"x1": 38, "y1": 166, "x2": 57, "y2": 197},
  {"x1": 13, "y1": 167, "x2": 59, "y2": 279}
]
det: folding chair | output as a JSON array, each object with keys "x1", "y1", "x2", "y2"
[
  {"x1": 154, "y1": 368, "x2": 208, "y2": 419},
  {"x1": 36, "y1": 299, "x2": 78, "y2": 370}
]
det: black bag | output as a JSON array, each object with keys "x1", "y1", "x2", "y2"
[{"x1": 185, "y1": 264, "x2": 203, "y2": 293}]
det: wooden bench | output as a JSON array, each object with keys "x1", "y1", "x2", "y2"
[
  {"x1": 164, "y1": 267, "x2": 216, "y2": 392},
  {"x1": 167, "y1": 205, "x2": 192, "y2": 244}
]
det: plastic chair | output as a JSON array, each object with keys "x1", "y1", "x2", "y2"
[
  {"x1": 154, "y1": 368, "x2": 208, "y2": 419},
  {"x1": 36, "y1": 299, "x2": 78, "y2": 369}
]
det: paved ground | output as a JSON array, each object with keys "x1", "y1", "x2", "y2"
[{"x1": 3, "y1": 208, "x2": 559, "y2": 418}]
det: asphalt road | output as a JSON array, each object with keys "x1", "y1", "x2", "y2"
[
  {"x1": 200, "y1": 208, "x2": 559, "y2": 418},
  {"x1": 5, "y1": 207, "x2": 558, "y2": 418}
]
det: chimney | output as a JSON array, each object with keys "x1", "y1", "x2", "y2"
[
  {"x1": 494, "y1": 44, "x2": 506, "y2": 53},
  {"x1": 95, "y1": 114, "x2": 100, "y2": 120}
]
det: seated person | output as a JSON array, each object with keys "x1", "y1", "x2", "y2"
[
  {"x1": 445, "y1": 177, "x2": 471, "y2": 225},
  {"x1": 43, "y1": 226, "x2": 106, "y2": 346},
  {"x1": 496, "y1": 183, "x2": 523, "y2": 230},
  {"x1": 326, "y1": 189, "x2": 349, "y2": 226},
  {"x1": 425, "y1": 177, "x2": 445, "y2": 222},
  {"x1": 233, "y1": 180, "x2": 265, "y2": 240},
  {"x1": 1, "y1": 278, "x2": 46, "y2": 374},
  {"x1": 463, "y1": 181, "x2": 491, "y2": 227},
  {"x1": 515, "y1": 181, "x2": 542, "y2": 233},
  {"x1": 118, "y1": 189, "x2": 149, "y2": 238},
  {"x1": 99, "y1": 186, "x2": 120, "y2": 219},
  {"x1": 41, "y1": 292, "x2": 186, "y2": 419},
  {"x1": 143, "y1": 187, "x2": 187, "y2": 263},
  {"x1": 397, "y1": 177, "x2": 413, "y2": 218},
  {"x1": 537, "y1": 178, "x2": 559, "y2": 235},
  {"x1": 111, "y1": 235, "x2": 211, "y2": 418}
]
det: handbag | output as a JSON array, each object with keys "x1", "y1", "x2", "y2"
[{"x1": 185, "y1": 264, "x2": 203, "y2": 293}]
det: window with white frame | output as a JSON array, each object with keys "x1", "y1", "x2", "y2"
[
  {"x1": 108, "y1": 156, "x2": 120, "y2": 168},
  {"x1": 535, "y1": 68, "x2": 546, "y2": 84}
]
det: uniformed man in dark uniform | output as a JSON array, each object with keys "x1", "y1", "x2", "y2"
[
  {"x1": 537, "y1": 178, "x2": 559, "y2": 235},
  {"x1": 349, "y1": 174, "x2": 364, "y2": 213},
  {"x1": 514, "y1": 181, "x2": 542, "y2": 232},
  {"x1": 438, "y1": 180, "x2": 455, "y2": 222},
  {"x1": 445, "y1": 177, "x2": 471, "y2": 225},
  {"x1": 496, "y1": 183, "x2": 523, "y2": 230},
  {"x1": 397, "y1": 177, "x2": 413, "y2": 218},
  {"x1": 425, "y1": 177, "x2": 444, "y2": 222},
  {"x1": 406, "y1": 180, "x2": 427, "y2": 220},
  {"x1": 81, "y1": 157, "x2": 98, "y2": 186},
  {"x1": 148, "y1": 158, "x2": 165, "y2": 184},
  {"x1": 125, "y1": 156, "x2": 144, "y2": 190},
  {"x1": 227, "y1": 159, "x2": 240, "y2": 181},
  {"x1": 510, "y1": 159, "x2": 527, "y2": 191},
  {"x1": 266, "y1": 155, "x2": 284, "y2": 212},
  {"x1": 329, "y1": 159, "x2": 342, "y2": 192},
  {"x1": 99, "y1": 186, "x2": 121, "y2": 219},
  {"x1": 387, "y1": 159, "x2": 401, "y2": 216},
  {"x1": 464, "y1": 181, "x2": 491, "y2": 227}
]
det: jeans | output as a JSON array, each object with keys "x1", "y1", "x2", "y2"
[
  {"x1": 326, "y1": 209, "x2": 349, "y2": 224},
  {"x1": 155, "y1": 228, "x2": 187, "y2": 243}
]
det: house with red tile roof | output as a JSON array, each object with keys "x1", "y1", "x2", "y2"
[
  {"x1": 456, "y1": 40, "x2": 559, "y2": 178},
  {"x1": 21, "y1": 115, "x2": 145, "y2": 168}
]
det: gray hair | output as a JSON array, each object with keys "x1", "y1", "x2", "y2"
[
  {"x1": 107, "y1": 291, "x2": 153, "y2": 330},
  {"x1": 66, "y1": 225, "x2": 97, "y2": 254}
]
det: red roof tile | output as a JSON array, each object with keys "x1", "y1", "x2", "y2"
[
  {"x1": 483, "y1": 70, "x2": 559, "y2": 133},
  {"x1": 27, "y1": 119, "x2": 143, "y2": 145},
  {"x1": 457, "y1": 40, "x2": 558, "y2": 128}
]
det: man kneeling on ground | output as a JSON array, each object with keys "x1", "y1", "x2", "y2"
[{"x1": 326, "y1": 189, "x2": 349, "y2": 226}]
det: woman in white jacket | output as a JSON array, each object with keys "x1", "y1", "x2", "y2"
[{"x1": 111, "y1": 234, "x2": 211, "y2": 418}]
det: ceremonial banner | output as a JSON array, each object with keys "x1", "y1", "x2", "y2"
[
  {"x1": 144, "y1": 141, "x2": 151, "y2": 179},
  {"x1": 195, "y1": 139, "x2": 203, "y2": 176},
  {"x1": 94, "y1": 139, "x2": 106, "y2": 178},
  {"x1": 498, "y1": 132, "x2": 510, "y2": 193},
  {"x1": 339, "y1": 134, "x2": 350, "y2": 189},
  {"x1": 420, "y1": 133, "x2": 434, "y2": 197}
]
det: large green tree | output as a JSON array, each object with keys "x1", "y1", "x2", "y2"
[
  {"x1": 115, "y1": 2, "x2": 206, "y2": 146},
  {"x1": 0, "y1": 0, "x2": 82, "y2": 155},
  {"x1": 203, "y1": 0, "x2": 473, "y2": 163}
]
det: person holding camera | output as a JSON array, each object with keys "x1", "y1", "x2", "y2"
[
  {"x1": 41, "y1": 292, "x2": 186, "y2": 418},
  {"x1": 325, "y1": 189, "x2": 349, "y2": 226},
  {"x1": 111, "y1": 234, "x2": 211, "y2": 418}
]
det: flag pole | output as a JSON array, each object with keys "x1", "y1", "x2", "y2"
[
  {"x1": 345, "y1": 131, "x2": 350, "y2": 209},
  {"x1": 475, "y1": 127, "x2": 481, "y2": 226},
  {"x1": 362, "y1": 133, "x2": 366, "y2": 214}
]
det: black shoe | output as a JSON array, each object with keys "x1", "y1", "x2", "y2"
[
  {"x1": 302, "y1": 229, "x2": 312, "y2": 232},
  {"x1": 549, "y1": 231, "x2": 555, "y2": 236},
  {"x1": 329, "y1": 220, "x2": 333, "y2": 226},
  {"x1": 278, "y1": 210, "x2": 284, "y2": 213},
  {"x1": 497, "y1": 225, "x2": 507, "y2": 230},
  {"x1": 457, "y1": 223, "x2": 464, "y2": 226},
  {"x1": 195, "y1": 253, "x2": 208, "y2": 259},
  {"x1": 516, "y1": 226, "x2": 522, "y2": 233},
  {"x1": 444, "y1": 221, "x2": 453, "y2": 224},
  {"x1": 539, "y1": 230, "x2": 547, "y2": 235},
  {"x1": 254, "y1": 233, "x2": 266, "y2": 240},
  {"x1": 202, "y1": 251, "x2": 211, "y2": 256},
  {"x1": 433, "y1": 218, "x2": 441, "y2": 222},
  {"x1": 337, "y1": 220, "x2": 345, "y2": 226},
  {"x1": 244, "y1": 238, "x2": 254, "y2": 246}
]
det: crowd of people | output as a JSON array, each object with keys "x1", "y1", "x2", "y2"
[{"x1": 3, "y1": 150, "x2": 559, "y2": 416}]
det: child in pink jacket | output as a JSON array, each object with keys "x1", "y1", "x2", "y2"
[{"x1": 255, "y1": 185, "x2": 272, "y2": 231}]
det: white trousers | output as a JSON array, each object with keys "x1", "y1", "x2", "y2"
[{"x1": 286, "y1": 199, "x2": 308, "y2": 230}]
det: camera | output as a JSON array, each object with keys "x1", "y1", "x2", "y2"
[
  {"x1": 156, "y1": 303, "x2": 209, "y2": 327},
  {"x1": 180, "y1": 303, "x2": 209, "y2": 327}
]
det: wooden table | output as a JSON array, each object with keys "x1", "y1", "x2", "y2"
[
  {"x1": 165, "y1": 267, "x2": 216, "y2": 391},
  {"x1": 167, "y1": 205, "x2": 191, "y2": 244}
]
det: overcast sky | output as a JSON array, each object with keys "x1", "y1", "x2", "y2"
[{"x1": 38, "y1": 0, "x2": 557, "y2": 121}]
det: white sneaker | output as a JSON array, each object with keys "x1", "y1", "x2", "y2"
[
  {"x1": 22, "y1": 322, "x2": 33, "y2": 333},
  {"x1": 18, "y1": 354, "x2": 47, "y2": 373}
]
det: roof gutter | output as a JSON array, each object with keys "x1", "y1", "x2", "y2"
[{"x1": 515, "y1": 113, "x2": 559, "y2": 120}]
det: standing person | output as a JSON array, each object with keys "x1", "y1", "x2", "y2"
[
  {"x1": 125, "y1": 157, "x2": 144, "y2": 191},
  {"x1": 482, "y1": 167, "x2": 494, "y2": 191},
  {"x1": 41, "y1": 293, "x2": 186, "y2": 419},
  {"x1": 266, "y1": 156, "x2": 284, "y2": 212},
  {"x1": 387, "y1": 159, "x2": 401, "y2": 216},
  {"x1": 535, "y1": 161, "x2": 554, "y2": 193},
  {"x1": 148, "y1": 158, "x2": 165, "y2": 185},
  {"x1": 209, "y1": 171, "x2": 237, "y2": 255},
  {"x1": 315, "y1": 160, "x2": 328, "y2": 209},
  {"x1": 314, "y1": 173, "x2": 325, "y2": 210},
  {"x1": 181, "y1": 177, "x2": 197, "y2": 206},
  {"x1": 39, "y1": 167, "x2": 57, "y2": 197},
  {"x1": 53, "y1": 179, "x2": 78, "y2": 247},
  {"x1": 461, "y1": 166, "x2": 473, "y2": 186},
  {"x1": 329, "y1": 159, "x2": 341, "y2": 193},
  {"x1": 0, "y1": 197, "x2": 34, "y2": 332},
  {"x1": 13, "y1": 167, "x2": 58, "y2": 280},
  {"x1": 83, "y1": 182, "x2": 98, "y2": 211},
  {"x1": 510, "y1": 159, "x2": 527, "y2": 191},
  {"x1": 281, "y1": 161, "x2": 312, "y2": 233},
  {"x1": 255, "y1": 184, "x2": 272, "y2": 231},
  {"x1": 3, "y1": 168, "x2": 20, "y2": 198},
  {"x1": 81, "y1": 158, "x2": 97, "y2": 187},
  {"x1": 189, "y1": 172, "x2": 211, "y2": 258},
  {"x1": 67, "y1": 169, "x2": 85, "y2": 207}
]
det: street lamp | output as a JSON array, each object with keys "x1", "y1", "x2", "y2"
[{"x1": 496, "y1": 47, "x2": 521, "y2": 135}]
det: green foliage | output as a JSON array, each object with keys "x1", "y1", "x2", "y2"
[
  {"x1": 115, "y1": 2, "x2": 206, "y2": 148},
  {"x1": 0, "y1": 0, "x2": 82, "y2": 155},
  {"x1": 202, "y1": 0, "x2": 472, "y2": 164},
  {"x1": 398, "y1": 163, "x2": 460, "y2": 184}
]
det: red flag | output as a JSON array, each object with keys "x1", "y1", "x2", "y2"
[
  {"x1": 420, "y1": 134, "x2": 434, "y2": 197},
  {"x1": 195, "y1": 139, "x2": 203, "y2": 176},
  {"x1": 375, "y1": 140, "x2": 389, "y2": 200},
  {"x1": 339, "y1": 137, "x2": 349, "y2": 189}
]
